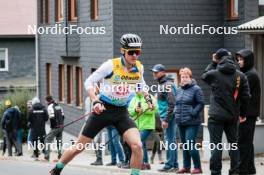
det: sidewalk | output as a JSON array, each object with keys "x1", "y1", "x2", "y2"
[{"x1": 1, "y1": 131, "x2": 264, "y2": 175}]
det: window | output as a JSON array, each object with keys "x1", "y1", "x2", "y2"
[
  {"x1": 69, "y1": 0, "x2": 78, "y2": 21},
  {"x1": 59, "y1": 64, "x2": 65, "y2": 102},
  {"x1": 67, "y1": 65, "x2": 73, "y2": 104},
  {"x1": 165, "y1": 70, "x2": 179, "y2": 86},
  {"x1": 40, "y1": 0, "x2": 49, "y2": 24},
  {"x1": 56, "y1": 0, "x2": 64, "y2": 22},
  {"x1": 46, "y1": 63, "x2": 52, "y2": 95},
  {"x1": 76, "y1": 67, "x2": 83, "y2": 107},
  {"x1": 0, "y1": 48, "x2": 8, "y2": 71},
  {"x1": 228, "y1": 0, "x2": 239, "y2": 20},
  {"x1": 91, "y1": 0, "x2": 98, "y2": 20}
]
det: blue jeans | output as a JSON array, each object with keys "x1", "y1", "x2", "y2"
[
  {"x1": 107, "y1": 126, "x2": 125, "y2": 163},
  {"x1": 27, "y1": 129, "x2": 32, "y2": 144},
  {"x1": 140, "y1": 130, "x2": 153, "y2": 163},
  {"x1": 164, "y1": 118, "x2": 178, "y2": 168},
  {"x1": 178, "y1": 125, "x2": 201, "y2": 169}
]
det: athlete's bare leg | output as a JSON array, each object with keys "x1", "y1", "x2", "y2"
[
  {"x1": 123, "y1": 128, "x2": 143, "y2": 169},
  {"x1": 59, "y1": 135, "x2": 92, "y2": 164}
]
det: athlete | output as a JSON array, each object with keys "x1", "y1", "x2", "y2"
[{"x1": 50, "y1": 33, "x2": 153, "y2": 175}]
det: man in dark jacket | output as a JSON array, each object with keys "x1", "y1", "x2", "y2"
[
  {"x1": 201, "y1": 48, "x2": 250, "y2": 175},
  {"x1": 236, "y1": 49, "x2": 261, "y2": 175},
  {"x1": 45, "y1": 95, "x2": 65, "y2": 161},
  {"x1": 28, "y1": 97, "x2": 49, "y2": 160},
  {"x1": 151, "y1": 64, "x2": 178, "y2": 172},
  {"x1": 1, "y1": 100, "x2": 22, "y2": 156}
]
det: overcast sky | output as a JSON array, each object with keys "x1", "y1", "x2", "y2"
[{"x1": 260, "y1": 0, "x2": 264, "y2": 5}]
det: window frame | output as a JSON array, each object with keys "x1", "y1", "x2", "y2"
[
  {"x1": 75, "y1": 67, "x2": 83, "y2": 107},
  {"x1": 58, "y1": 64, "x2": 65, "y2": 102},
  {"x1": 69, "y1": 0, "x2": 78, "y2": 21},
  {"x1": 227, "y1": 0, "x2": 239, "y2": 20},
  {"x1": 56, "y1": 0, "x2": 64, "y2": 22},
  {"x1": 46, "y1": 63, "x2": 52, "y2": 95},
  {"x1": 165, "y1": 69, "x2": 179, "y2": 86},
  {"x1": 40, "y1": 0, "x2": 49, "y2": 24},
  {"x1": 91, "y1": 0, "x2": 99, "y2": 21},
  {"x1": 0, "y1": 48, "x2": 8, "y2": 72},
  {"x1": 67, "y1": 65, "x2": 73, "y2": 104}
]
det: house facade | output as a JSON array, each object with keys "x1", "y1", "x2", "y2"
[
  {"x1": 37, "y1": 0, "x2": 259, "y2": 136},
  {"x1": 0, "y1": 0, "x2": 36, "y2": 98}
]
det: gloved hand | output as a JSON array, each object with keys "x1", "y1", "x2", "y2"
[{"x1": 92, "y1": 100, "x2": 105, "y2": 115}]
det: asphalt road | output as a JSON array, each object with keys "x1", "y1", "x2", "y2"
[{"x1": 0, "y1": 160, "x2": 128, "y2": 175}]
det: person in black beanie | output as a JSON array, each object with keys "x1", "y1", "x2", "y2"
[
  {"x1": 236, "y1": 49, "x2": 261, "y2": 175},
  {"x1": 204, "y1": 48, "x2": 230, "y2": 71},
  {"x1": 201, "y1": 48, "x2": 250, "y2": 175}
]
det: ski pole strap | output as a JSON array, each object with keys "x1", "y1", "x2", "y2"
[
  {"x1": 45, "y1": 112, "x2": 92, "y2": 139},
  {"x1": 55, "y1": 112, "x2": 92, "y2": 129}
]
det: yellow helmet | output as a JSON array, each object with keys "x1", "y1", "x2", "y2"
[{"x1": 4, "y1": 100, "x2": 11, "y2": 107}]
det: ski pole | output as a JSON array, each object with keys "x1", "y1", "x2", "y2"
[{"x1": 45, "y1": 112, "x2": 92, "y2": 138}]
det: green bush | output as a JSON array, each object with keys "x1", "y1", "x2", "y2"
[{"x1": 0, "y1": 88, "x2": 35, "y2": 142}]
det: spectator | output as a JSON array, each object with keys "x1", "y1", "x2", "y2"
[
  {"x1": 175, "y1": 68, "x2": 204, "y2": 174},
  {"x1": 83, "y1": 88, "x2": 105, "y2": 166},
  {"x1": 28, "y1": 97, "x2": 49, "y2": 160},
  {"x1": 236, "y1": 49, "x2": 261, "y2": 175},
  {"x1": 119, "y1": 138, "x2": 131, "y2": 168},
  {"x1": 90, "y1": 131, "x2": 104, "y2": 166},
  {"x1": 106, "y1": 126, "x2": 125, "y2": 166},
  {"x1": 151, "y1": 64, "x2": 178, "y2": 172},
  {"x1": 201, "y1": 48, "x2": 250, "y2": 175},
  {"x1": 2, "y1": 127, "x2": 7, "y2": 156},
  {"x1": 1, "y1": 100, "x2": 22, "y2": 156},
  {"x1": 44, "y1": 95, "x2": 65, "y2": 161},
  {"x1": 150, "y1": 113, "x2": 164, "y2": 165},
  {"x1": 128, "y1": 86, "x2": 157, "y2": 170},
  {"x1": 14, "y1": 105, "x2": 23, "y2": 156},
  {"x1": 27, "y1": 100, "x2": 33, "y2": 145}
]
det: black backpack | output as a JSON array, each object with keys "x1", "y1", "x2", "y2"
[{"x1": 53, "y1": 103, "x2": 64, "y2": 127}]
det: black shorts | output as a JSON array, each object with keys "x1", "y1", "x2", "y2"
[{"x1": 82, "y1": 102, "x2": 137, "y2": 139}]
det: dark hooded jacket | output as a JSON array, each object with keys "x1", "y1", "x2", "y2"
[
  {"x1": 157, "y1": 75, "x2": 177, "y2": 122},
  {"x1": 1, "y1": 107, "x2": 20, "y2": 132},
  {"x1": 28, "y1": 103, "x2": 48, "y2": 140},
  {"x1": 236, "y1": 49, "x2": 261, "y2": 117},
  {"x1": 201, "y1": 57, "x2": 250, "y2": 122},
  {"x1": 174, "y1": 80, "x2": 204, "y2": 125}
]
